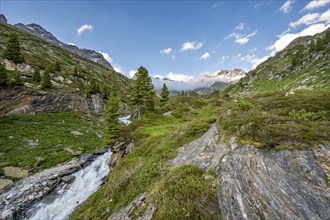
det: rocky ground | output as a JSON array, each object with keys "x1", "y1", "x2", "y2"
[{"x1": 112, "y1": 124, "x2": 330, "y2": 220}]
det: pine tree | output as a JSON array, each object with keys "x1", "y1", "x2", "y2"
[
  {"x1": 87, "y1": 78, "x2": 100, "y2": 94},
  {"x1": 104, "y1": 94, "x2": 120, "y2": 146},
  {"x1": 12, "y1": 69, "x2": 23, "y2": 86},
  {"x1": 54, "y1": 61, "x2": 61, "y2": 72},
  {"x1": 3, "y1": 32, "x2": 24, "y2": 64},
  {"x1": 73, "y1": 66, "x2": 78, "y2": 76},
  {"x1": 40, "y1": 68, "x2": 52, "y2": 89},
  {"x1": 0, "y1": 63, "x2": 9, "y2": 86},
  {"x1": 32, "y1": 67, "x2": 41, "y2": 82},
  {"x1": 130, "y1": 66, "x2": 155, "y2": 119},
  {"x1": 160, "y1": 83, "x2": 169, "y2": 103}
]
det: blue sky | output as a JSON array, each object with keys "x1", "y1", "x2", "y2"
[{"x1": 1, "y1": 0, "x2": 329, "y2": 81}]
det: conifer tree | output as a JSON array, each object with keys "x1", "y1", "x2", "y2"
[
  {"x1": 0, "y1": 63, "x2": 9, "y2": 86},
  {"x1": 73, "y1": 66, "x2": 78, "y2": 76},
  {"x1": 4, "y1": 33, "x2": 24, "y2": 63},
  {"x1": 130, "y1": 66, "x2": 155, "y2": 119},
  {"x1": 104, "y1": 94, "x2": 120, "y2": 146},
  {"x1": 40, "y1": 68, "x2": 52, "y2": 89},
  {"x1": 32, "y1": 67, "x2": 41, "y2": 82},
  {"x1": 54, "y1": 61, "x2": 61, "y2": 72},
  {"x1": 160, "y1": 83, "x2": 169, "y2": 103},
  {"x1": 13, "y1": 69, "x2": 23, "y2": 86},
  {"x1": 87, "y1": 78, "x2": 100, "y2": 94}
]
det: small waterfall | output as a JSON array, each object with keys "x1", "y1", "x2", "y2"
[
  {"x1": 26, "y1": 116, "x2": 131, "y2": 220},
  {"x1": 27, "y1": 151, "x2": 111, "y2": 220}
]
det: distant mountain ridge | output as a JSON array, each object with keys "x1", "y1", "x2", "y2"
[{"x1": 13, "y1": 22, "x2": 113, "y2": 70}]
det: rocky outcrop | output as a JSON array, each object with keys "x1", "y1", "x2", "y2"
[
  {"x1": 0, "y1": 86, "x2": 106, "y2": 115},
  {"x1": 109, "y1": 140, "x2": 135, "y2": 167},
  {"x1": 109, "y1": 193, "x2": 155, "y2": 220},
  {"x1": 0, "y1": 14, "x2": 7, "y2": 24},
  {"x1": 171, "y1": 124, "x2": 330, "y2": 220}
]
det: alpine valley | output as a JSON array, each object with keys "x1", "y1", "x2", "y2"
[{"x1": 0, "y1": 6, "x2": 329, "y2": 220}]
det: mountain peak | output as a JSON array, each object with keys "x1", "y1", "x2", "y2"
[
  {"x1": 14, "y1": 22, "x2": 113, "y2": 70},
  {"x1": 0, "y1": 14, "x2": 7, "y2": 23}
]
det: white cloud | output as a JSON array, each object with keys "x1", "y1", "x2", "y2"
[
  {"x1": 290, "y1": 10, "x2": 330, "y2": 28},
  {"x1": 200, "y1": 52, "x2": 211, "y2": 60},
  {"x1": 171, "y1": 55, "x2": 176, "y2": 60},
  {"x1": 302, "y1": 0, "x2": 330, "y2": 11},
  {"x1": 180, "y1": 41, "x2": 203, "y2": 52},
  {"x1": 268, "y1": 23, "x2": 330, "y2": 53},
  {"x1": 98, "y1": 51, "x2": 113, "y2": 63},
  {"x1": 113, "y1": 66, "x2": 123, "y2": 73},
  {"x1": 67, "y1": 42, "x2": 76, "y2": 46},
  {"x1": 77, "y1": 24, "x2": 93, "y2": 35},
  {"x1": 166, "y1": 72, "x2": 195, "y2": 81},
  {"x1": 280, "y1": 0, "x2": 295, "y2": 13},
  {"x1": 290, "y1": 13, "x2": 320, "y2": 28},
  {"x1": 160, "y1": 48, "x2": 173, "y2": 54},
  {"x1": 320, "y1": 9, "x2": 330, "y2": 22},
  {"x1": 225, "y1": 31, "x2": 257, "y2": 45},
  {"x1": 235, "y1": 23, "x2": 245, "y2": 30},
  {"x1": 241, "y1": 54, "x2": 270, "y2": 69},
  {"x1": 99, "y1": 51, "x2": 124, "y2": 73},
  {"x1": 128, "y1": 70, "x2": 137, "y2": 78}
]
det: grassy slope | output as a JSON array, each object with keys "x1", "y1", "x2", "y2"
[
  {"x1": 0, "y1": 22, "x2": 130, "y2": 97},
  {"x1": 0, "y1": 111, "x2": 104, "y2": 176},
  {"x1": 224, "y1": 29, "x2": 330, "y2": 97},
  {"x1": 70, "y1": 95, "x2": 221, "y2": 219}
]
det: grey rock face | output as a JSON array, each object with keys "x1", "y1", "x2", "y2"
[
  {"x1": 0, "y1": 14, "x2": 7, "y2": 23},
  {"x1": 171, "y1": 124, "x2": 230, "y2": 170},
  {"x1": 14, "y1": 23, "x2": 113, "y2": 70},
  {"x1": 0, "y1": 86, "x2": 106, "y2": 116},
  {"x1": 171, "y1": 125, "x2": 330, "y2": 220}
]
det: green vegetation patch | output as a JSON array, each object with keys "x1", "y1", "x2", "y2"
[
  {"x1": 150, "y1": 165, "x2": 221, "y2": 219},
  {"x1": 0, "y1": 111, "x2": 104, "y2": 175},
  {"x1": 70, "y1": 101, "x2": 219, "y2": 219},
  {"x1": 219, "y1": 90, "x2": 330, "y2": 150}
]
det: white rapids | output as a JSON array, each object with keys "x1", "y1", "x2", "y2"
[{"x1": 28, "y1": 151, "x2": 111, "y2": 220}]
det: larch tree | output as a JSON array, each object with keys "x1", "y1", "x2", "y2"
[
  {"x1": 104, "y1": 94, "x2": 120, "y2": 147},
  {"x1": 130, "y1": 66, "x2": 155, "y2": 119},
  {"x1": 40, "y1": 67, "x2": 52, "y2": 89},
  {"x1": 33, "y1": 67, "x2": 41, "y2": 82},
  {"x1": 4, "y1": 32, "x2": 24, "y2": 64},
  {"x1": 160, "y1": 83, "x2": 169, "y2": 103},
  {"x1": 13, "y1": 69, "x2": 23, "y2": 86}
]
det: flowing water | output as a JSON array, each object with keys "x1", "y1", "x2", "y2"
[{"x1": 27, "y1": 151, "x2": 111, "y2": 220}]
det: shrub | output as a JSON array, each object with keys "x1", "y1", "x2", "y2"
[
  {"x1": 238, "y1": 100, "x2": 253, "y2": 111},
  {"x1": 289, "y1": 109, "x2": 325, "y2": 121}
]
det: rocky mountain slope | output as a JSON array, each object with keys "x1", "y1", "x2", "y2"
[
  {"x1": 0, "y1": 20, "x2": 130, "y2": 115},
  {"x1": 225, "y1": 28, "x2": 330, "y2": 97},
  {"x1": 14, "y1": 22, "x2": 114, "y2": 70}
]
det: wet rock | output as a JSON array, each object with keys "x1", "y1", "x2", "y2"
[
  {"x1": 80, "y1": 153, "x2": 97, "y2": 162},
  {"x1": 0, "y1": 179, "x2": 13, "y2": 192},
  {"x1": 62, "y1": 175, "x2": 75, "y2": 184},
  {"x1": 94, "y1": 148, "x2": 108, "y2": 155},
  {"x1": 4, "y1": 167, "x2": 29, "y2": 178}
]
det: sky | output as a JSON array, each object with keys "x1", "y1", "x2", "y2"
[{"x1": 0, "y1": 0, "x2": 329, "y2": 83}]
